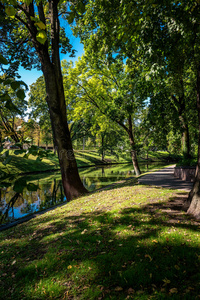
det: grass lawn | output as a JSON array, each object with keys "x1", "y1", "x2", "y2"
[
  {"x1": 0, "y1": 179, "x2": 199, "y2": 299},
  {"x1": 0, "y1": 149, "x2": 179, "y2": 177},
  {"x1": 145, "y1": 151, "x2": 181, "y2": 162},
  {"x1": 0, "y1": 150, "x2": 129, "y2": 176}
]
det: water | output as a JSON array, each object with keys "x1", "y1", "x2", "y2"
[{"x1": 0, "y1": 162, "x2": 166, "y2": 224}]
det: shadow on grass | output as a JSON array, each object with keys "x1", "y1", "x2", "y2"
[
  {"x1": 4, "y1": 155, "x2": 56, "y2": 174},
  {"x1": 75, "y1": 151, "x2": 104, "y2": 166},
  {"x1": 0, "y1": 188, "x2": 200, "y2": 300}
]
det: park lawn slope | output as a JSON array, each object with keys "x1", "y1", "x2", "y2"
[
  {"x1": 0, "y1": 150, "x2": 129, "y2": 176},
  {"x1": 0, "y1": 180, "x2": 199, "y2": 300},
  {"x1": 0, "y1": 149, "x2": 178, "y2": 176}
]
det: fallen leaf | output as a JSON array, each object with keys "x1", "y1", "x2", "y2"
[
  {"x1": 115, "y1": 286, "x2": 123, "y2": 292},
  {"x1": 162, "y1": 278, "x2": 171, "y2": 286},
  {"x1": 169, "y1": 288, "x2": 178, "y2": 293},
  {"x1": 67, "y1": 265, "x2": 72, "y2": 269},
  {"x1": 174, "y1": 265, "x2": 180, "y2": 270},
  {"x1": 145, "y1": 254, "x2": 152, "y2": 261},
  {"x1": 127, "y1": 288, "x2": 135, "y2": 294}
]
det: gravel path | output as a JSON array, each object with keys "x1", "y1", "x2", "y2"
[{"x1": 138, "y1": 165, "x2": 194, "y2": 191}]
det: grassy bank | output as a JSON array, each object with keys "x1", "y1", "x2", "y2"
[
  {"x1": 0, "y1": 149, "x2": 178, "y2": 177},
  {"x1": 0, "y1": 179, "x2": 199, "y2": 299},
  {"x1": 0, "y1": 150, "x2": 129, "y2": 176}
]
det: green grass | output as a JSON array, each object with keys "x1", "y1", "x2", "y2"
[
  {"x1": 0, "y1": 150, "x2": 129, "y2": 176},
  {"x1": 0, "y1": 180, "x2": 199, "y2": 299},
  {"x1": 144, "y1": 151, "x2": 181, "y2": 162},
  {"x1": 74, "y1": 150, "x2": 128, "y2": 167}
]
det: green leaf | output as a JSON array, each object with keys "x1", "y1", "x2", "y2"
[
  {"x1": 0, "y1": 92, "x2": 11, "y2": 102},
  {"x1": 29, "y1": 145, "x2": 39, "y2": 150},
  {"x1": 76, "y1": 2, "x2": 85, "y2": 14},
  {"x1": 30, "y1": 16, "x2": 37, "y2": 21},
  {"x1": 27, "y1": 183, "x2": 38, "y2": 191},
  {"x1": 18, "y1": 80, "x2": 28, "y2": 90},
  {"x1": 5, "y1": 99, "x2": 21, "y2": 114},
  {"x1": 11, "y1": 81, "x2": 21, "y2": 91},
  {"x1": 13, "y1": 178, "x2": 27, "y2": 193},
  {"x1": 28, "y1": 149, "x2": 38, "y2": 156},
  {"x1": 9, "y1": 0, "x2": 17, "y2": 5},
  {"x1": 0, "y1": 54, "x2": 8, "y2": 65},
  {"x1": 15, "y1": 142, "x2": 23, "y2": 148},
  {"x1": 34, "y1": 21, "x2": 46, "y2": 30},
  {"x1": 16, "y1": 89, "x2": 25, "y2": 100},
  {"x1": 5, "y1": 6, "x2": 16, "y2": 17},
  {"x1": 0, "y1": 181, "x2": 11, "y2": 188},
  {"x1": 36, "y1": 30, "x2": 47, "y2": 45},
  {"x1": 3, "y1": 78, "x2": 12, "y2": 85},
  {"x1": 67, "y1": 12, "x2": 75, "y2": 24},
  {"x1": 14, "y1": 149, "x2": 24, "y2": 155}
]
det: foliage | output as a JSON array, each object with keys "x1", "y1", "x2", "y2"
[
  {"x1": 62, "y1": 55, "x2": 147, "y2": 174},
  {"x1": 73, "y1": 0, "x2": 199, "y2": 159},
  {"x1": 1, "y1": 0, "x2": 90, "y2": 199},
  {"x1": 0, "y1": 56, "x2": 28, "y2": 143},
  {"x1": 176, "y1": 158, "x2": 197, "y2": 167}
]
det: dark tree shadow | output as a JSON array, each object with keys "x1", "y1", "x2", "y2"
[{"x1": 0, "y1": 187, "x2": 200, "y2": 299}]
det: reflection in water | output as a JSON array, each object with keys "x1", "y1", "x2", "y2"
[
  {"x1": 0, "y1": 162, "x2": 166, "y2": 225},
  {"x1": 0, "y1": 179, "x2": 66, "y2": 225}
]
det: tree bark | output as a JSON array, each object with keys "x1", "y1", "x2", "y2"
[
  {"x1": 171, "y1": 94, "x2": 191, "y2": 158},
  {"x1": 101, "y1": 135, "x2": 105, "y2": 161},
  {"x1": 24, "y1": 0, "x2": 88, "y2": 200},
  {"x1": 187, "y1": 64, "x2": 200, "y2": 219},
  {"x1": 44, "y1": 75, "x2": 88, "y2": 200},
  {"x1": 128, "y1": 115, "x2": 141, "y2": 176},
  {"x1": 179, "y1": 115, "x2": 191, "y2": 158},
  {"x1": 0, "y1": 110, "x2": 20, "y2": 144}
]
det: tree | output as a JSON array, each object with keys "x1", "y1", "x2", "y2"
[
  {"x1": 63, "y1": 56, "x2": 147, "y2": 175},
  {"x1": 1, "y1": 0, "x2": 88, "y2": 200},
  {"x1": 73, "y1": 0, "x2": 200, "y2": 217},
  {"x1": 0, "y1": 59, "x2": 28, "y2": 144},
  {"x1": 28, "y1": 76, "x2": 54, "y2": 148},
  {"x1": 28, "y1": 75, "x2": 93, "y2": 150}
]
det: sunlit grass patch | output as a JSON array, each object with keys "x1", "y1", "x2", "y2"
[{"x1": 0, "y1": 182, "x2": 199, "y2": 299}]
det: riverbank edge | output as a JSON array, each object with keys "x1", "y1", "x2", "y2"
[
  {"x1": 16, "y1": 159, "x2": 173, "y2": 176},
  {"x1": 0, "y1": 164, "x2": 173, "y2": 232}
]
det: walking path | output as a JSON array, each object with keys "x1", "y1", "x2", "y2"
[{"x1": 138, "y1": 165, "x2": 194, "y2": 191}]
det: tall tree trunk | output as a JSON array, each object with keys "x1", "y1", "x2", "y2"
[
  {"x1": 43, "y1": 68, "x2": 88, "y2": 200},
  {"x1": 179, "y1": 115, "x2": 191, "y2": 158},
  {"x1": 101, "y1": 135, "x2": 105, "y2": 161},
  {"x1": 172, "y1": 92, "x2": 191, "y2": 158},
  {"x1": 128, "y1": 115, "x2": 141, "y2": 176},
  {"x1": 187, "y1": 64, "x2": 200, "y2": 219},
  {"x1": 25, "y1": 0, "x2": 88, "y2": 200},
  {"x1": 83, "y1": 137, "x2": 85, "y2": 151},
  {"x1": 182, "y1": 124, "x2": 190, "y2": 158}
]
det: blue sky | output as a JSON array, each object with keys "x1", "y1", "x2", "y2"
[{"x1": 18, "y1": 28, "x2": 84, "y2": 89}]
